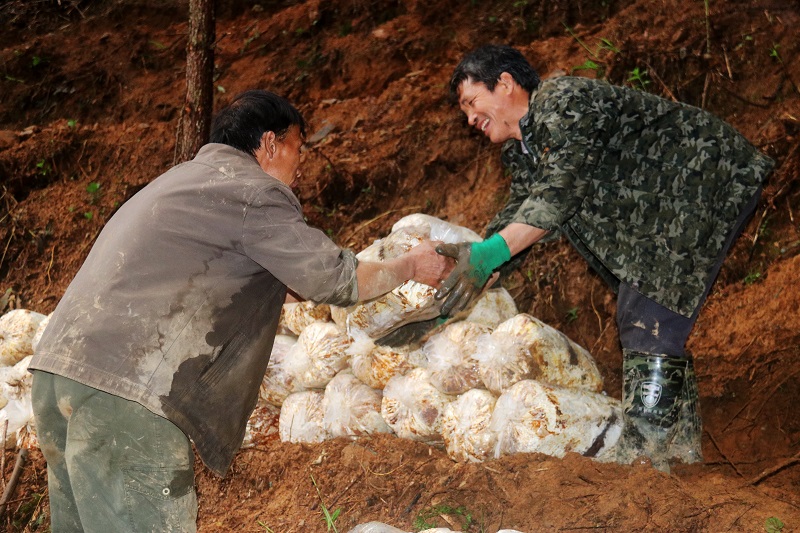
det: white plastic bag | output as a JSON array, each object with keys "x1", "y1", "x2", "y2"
[
  {"x1": 30, "y1": 313, "x2": 51, "y2": 355},
  {"x1": 322, "y1": 371, "x2": 391, "y2": 438},
  {"x1": 0, "y1": 355, "x2": 36, "y2": 449},
  {"x1": 283, "y1": 322, "x2": 351, "y2": 389},
  {"x1": 490, "y1": 379, "x2": 622, "y2": 461},
  {"x1": 0, "y1": 309, "x2": 47, "y2": 366},
  {"x1": 463, "y1": 287, "x2": 518, "y2": 329},
  {"x1": 440, "y1": 388, "x2": 497, "y2": 463},
  {"x1": 332, "y1": 215, "x2": 481, "y2": 340},
  {"x1": 347, "y1": 331, "x2": 414, "y2": 389},
  {"x1": 279, "y1": 390, "x2": 327, "y2": 443},
  {"x1": 422, "y1": 321, "x2": 490, "y2": 395},
  {"x1": 380, "y1": 367, "x2": 454, "y2": 443},
  {"x1": 280, "y1": 301, "x2": 332, "y2": 336},
  {"x1": 494, "y1": 314, "x2": 603, "y2": 392},
  {"x1": 473, "y1": 330, "x2": 534, "y2": 395},
  {"x1": 259, "y1": 334, "x2": 303, "y2": 407}
]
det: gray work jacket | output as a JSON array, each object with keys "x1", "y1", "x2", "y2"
[{"x1": 31, "y1": 143, "x2": 358, "y2": 475}]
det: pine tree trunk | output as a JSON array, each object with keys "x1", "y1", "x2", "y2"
[{"x1": 174, "y1": 0, "x2": 215, "y2": 164}]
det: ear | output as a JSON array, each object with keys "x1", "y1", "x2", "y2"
[
  {"x1": 498, "y1": 72, "x2": 515, "y2": 94},
  {"x1": 261, "y1": 131, "x2": 277, "y2": 158}
]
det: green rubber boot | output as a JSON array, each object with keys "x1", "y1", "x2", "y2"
[
  {"x1": 669, "y1": 358, "x2": 703, "y2": 464},
  {"x1": 616, "y1": 350, "x2": 689, "y2": 472}
]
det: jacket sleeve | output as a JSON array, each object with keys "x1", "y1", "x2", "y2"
[{"x1": 240, "y1": 187, "x2": 358, "y2": 307}]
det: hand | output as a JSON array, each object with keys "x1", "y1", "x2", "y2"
[
  {"x1": 434, "y1": 234, "x2": 511, "y2": 316},
  {"x1": 405, "y1": 240, "x2": 455, "y2": 287}
]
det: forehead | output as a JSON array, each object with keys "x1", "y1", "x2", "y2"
[{"x1": 458, "y1": 78, "x2": 491, "y2": 106}]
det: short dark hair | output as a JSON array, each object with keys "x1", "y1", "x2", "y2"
[
  {"x1": 210, "y1": 90, "x2": 307, "y2": 156},
  {"x1": 449, "y1": 45, "x2": 540, "y2": 102}
]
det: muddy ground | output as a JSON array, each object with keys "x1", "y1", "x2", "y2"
[{"x1": 1, "y1": 0, "x2": 799, "y2": 531}]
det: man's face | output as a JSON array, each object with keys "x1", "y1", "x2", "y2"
[
  {"x1": 271, "y1": 125, "x2": 304, "y2": 188},
  {"x1": 458, "y1": 76, "x2": 520, "y2": 143}
]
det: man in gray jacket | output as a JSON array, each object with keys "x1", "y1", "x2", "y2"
[
  {"x1": 30, "y1": 90, "x2": 450, "y2": 532},
  {"x1": 437, "y1": 45, "x2": 773, "y2": 472}
]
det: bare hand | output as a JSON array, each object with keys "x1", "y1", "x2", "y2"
[{"x1": 405, "y1": 240, "x2": 455, "y2": 288}]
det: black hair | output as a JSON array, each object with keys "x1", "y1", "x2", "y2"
[
  {"x1": 209, "y1": 90, "x2": 307, "y2": 156},
  {"x1": 449, "y1": 44, "x2": 540, "y2": 102}
]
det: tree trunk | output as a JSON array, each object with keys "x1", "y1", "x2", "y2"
[{"x1": 174, "y1": 0, "x2": 215, "y2": 164}]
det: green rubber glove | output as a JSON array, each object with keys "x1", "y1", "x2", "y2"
[{"x1": 434, "y1": 233, "x2": 511, "y2": 316}]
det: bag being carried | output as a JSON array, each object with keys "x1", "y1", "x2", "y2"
[{"x1": 331, "y1": 214, "x2": 481, "y2": 340}]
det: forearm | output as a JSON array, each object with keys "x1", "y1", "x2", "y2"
[
  {"x1": 355, "y1": 257, "x2": 413, "y2": 301},
  {"x1": 497, "y1": 223, "x2": 549, "y2": 256}
]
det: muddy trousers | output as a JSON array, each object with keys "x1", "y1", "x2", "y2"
[
  {"x1": 30, "y1": 371, "x2": 197, "y2": 533},
  {"x1": 615, "y1": 186, "x2": 762, "y2": 470}
]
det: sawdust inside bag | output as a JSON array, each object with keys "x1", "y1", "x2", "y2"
[
  {"x1": 422, "y1": 321, "x2": 490, "y2": 394},
  {"x1": 495, "y1": 314, "x2": 603, "y2": 392},
  {"x1": 440, "y1": 388, "x2": 497, "y2": 463},
  {"x1": 279, "y1": 301, "x2": 332, "y2": 336},
  {"x1": 347, "y1": 330, "x2": 414, "y2": 389},
  {"x1": 490, "y1": 379, "x2": 622, "y2": 461},
  {"x1": 259, "y1": 335, "x2": 303, "y2": 407},
  {"x1": 331, "y1": 214, "x2": 481, "y2": 340},
  {"x1": 242, "y1": 403, "x2": 281, "y2": 448},
  {"x1": 473, "y1": 330, "x2": 535, "y2": 395},
  {"x1": 0, "y1": 309, "x2": 48, "y2": 366},
  {"x1": 30, "y1": 313, "x2": 51, "y2": 355},
  {"x1": 380, "y1": 367, "x2": 454, "y2": 444},
  {"x1": 279, "y1": 390, "x2": 328, "y2": 443},
  {"x1": 283, "y1": 322, "x2": 351, "y2": 389},
  {"x1": 322, "y1": 371, "x2": 392, "y2": 438},
  {"x1": 463, "y1": 287, "x2": 518, "y2": 329}
]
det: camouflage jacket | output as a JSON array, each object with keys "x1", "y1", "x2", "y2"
[{"x1": 486, "y1": 76, "x2": 774, "y2": 317}]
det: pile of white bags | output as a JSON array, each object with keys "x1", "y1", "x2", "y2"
[
  {"x1": 347, "y1": 523, "x2": 525, "y2": 533},
  {"x1": 0, "y1": 309, "x2": 49, "y2": 449},
  {"x1": 259, "y1": 214, "x2": 622, "y2": 465}
]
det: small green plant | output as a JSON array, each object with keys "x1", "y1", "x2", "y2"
[
  {"x1": 765, "y1": 517, "x2": 784, "y2": 533},
  {"x1": 36, "y1": 159, "x2": 51, "y2": 176},
  {"x1": 564, "y1": 25, "x2": 618, "y2": 78},
  {"x1": 627, "y1": 67, "x2": 651, "y2": 90},
  {"x1": 31, "y1": 55, "x2": 43, "y2": 67},
  {"x1": 743, "y1": 271, "x2": 761, "y2": 285},
  {"x1": 67, "y1": 119, "x2": 77, "y2": 128},
  {"x1": 84, "y1": 211, "x2": 94, "y2": 221},
  {"x1": 217, "y1": 85, "x2": 226, "y2": 93},
  {"x1": 413, "y1": 504, "x2": 473, "y2": 531},
  {"x1": 565, "y1": 307, "x2": 579, "y2": 323},
  {"x1": 86, "y1": 181, "x2": 101, "y2": 204},
  {"x1": 310, "y1": 474, "x2": 341, "y2": 533},
  {"x1": 769, "y1": 44, "x2": 783, "y2": 64}
]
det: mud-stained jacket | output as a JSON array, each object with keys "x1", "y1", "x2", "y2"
[
  {"x1": 30, "y1": 143, "x2": 359, "y2": 476},
  {"x1": 487, "y1": 76, "x2": 774, "y2": 317}
]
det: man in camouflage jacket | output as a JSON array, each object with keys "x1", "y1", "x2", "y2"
[{"x1": 437, "y1": 45, "x2": 774, "y2": 471}]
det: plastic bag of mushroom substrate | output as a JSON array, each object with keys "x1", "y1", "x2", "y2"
[
  {"x1": 282, "y1": 322, "x2": 352, "y2": 389},
  {"x1": 279, "y1": 301, "x2": 332, "y2": 336},
  {"x1": 331, "y1": 214, "x2": 482, "y2": 340},
  {"x1": 0, "y1": 355, "x2": 37, "y2": 449},
  {"x1": 279, "y1": 390, "x2": 327, "y2": 443},
  {"x1": 347, "y1": 330, "x2": 414, "y2": 389},
  {"x1": 322, "y1": 371, "x2": 391, "y2": 438},
  {"x1": 259, "y1": 334, "x2": 303, "y2": 407},
  {"x1": 0, "y1": 309, "x2": 48, "y2": 366},
  {"x1": 476, "y1": 313, "x2": 604, "y2": 394},
  {"x1": 490, "y1": 379, "x2": 622, "y2": 461},
  {"x1": 380, "y1": 367, "x2": 454, "y2": 444},
  {"x1": 422, "y1": 320, "x2": 490, "y2": 395}
]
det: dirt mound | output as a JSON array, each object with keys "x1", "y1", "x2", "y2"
[{"x1": 1, "y1": 0, "x2": 799, "y2": 531}]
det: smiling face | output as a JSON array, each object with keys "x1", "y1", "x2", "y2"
[{"x1": 457, "y1": 73, "x2": 529, "y2": 143}]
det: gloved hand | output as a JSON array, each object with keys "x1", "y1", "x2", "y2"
[{"x1": 434, "y1": 233, "x2": 511, "y2": 316}]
